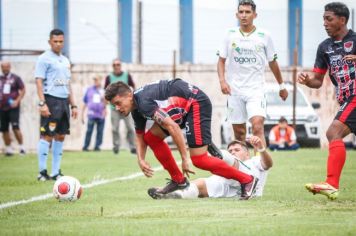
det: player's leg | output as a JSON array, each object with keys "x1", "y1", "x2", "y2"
[
  {"x1": 83, "y1": 118, "x2": 95, "y2": 151},
  {"x1": 228, "y1": 95, "x2": 248, "y2": 141},
  {"x1": 246, "y1": 93, "x2": 267, "y2": 148},
  {"x1": 186, "y1": 93, "x2": 257, "y2": 199},
  {"x1": 148, "y1": 179, "x2": 202, "y2": 199},
  {"x1": 144, "y1": 123, "x2": 188, "y2": 193},
  {"x1": 111, "y1": 110, "x2": 120, "y2": 154},
  {"x1": 306, "y1": 96, "x2": 355, "y2": 199},
  {"x1": 51, "y1": 98, "x2": 70, "y2": 180}
]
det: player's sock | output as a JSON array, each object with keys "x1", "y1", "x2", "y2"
[
  {"x1": 191, "y1": 152, "x2": 252, "y2": 184},
  {"x1": 37, "y1": 139, "x2": 50, "y2": 171},
  {"x1": 144, "y1": 130, "x2": 185, "y2": 183},
  {"x1": 326, "y1": 139, "x2": 346, "y2": 189},
  {"x1": 52, "y1": 140, "x2": 64, "y2": 176},
  {"x1": 180, "y1": 183, "x2": 199, "y2": 199}
]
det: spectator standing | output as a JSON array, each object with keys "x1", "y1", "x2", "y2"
[
  {"x1": 268, "y1": 117, "x2": 300, "y2": 151},
  {"x1": 0, "y1": 61, "x2": 26, "y2": 156},
  {"x1": 35, "y1": 29, "x2": 78, "y2": 181},
  {"x1": 104, "y1": 59, "x2": 136, "y2": 154},
  {"x1": 81, "y1": 75, "x2": 106, "y2": 151}
]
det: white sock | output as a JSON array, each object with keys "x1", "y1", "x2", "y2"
[
  {"x1": 221, "y1": 150, "x2": 236, "y2": 166},
  {"x1": 5, "y1": 146, "x2": 13, "y2": 153},
  {"x1": 180, "y1": 183, "x2": 199, "y2": 199}
]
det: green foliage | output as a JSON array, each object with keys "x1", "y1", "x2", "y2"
[{"x1": 0, "y1": 149, "x2": 356, "y2": 235}]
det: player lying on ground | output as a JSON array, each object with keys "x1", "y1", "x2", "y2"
[
  {"x1": 105, "y1": 79, "x2": 258, "y2": 200},
  {"x1": 148, "y1": 136, "x2": 272, "y2": 200}
]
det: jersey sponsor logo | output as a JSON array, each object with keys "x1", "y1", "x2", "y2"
[
  {"x1": 54, "y1": 78, "x2": 69, "y2": 86},
  {"x1": 344, "y1": 41, "x2": 353, "y2": 52},
  {"x1": 257, "y1": 32, "x2": 265, "y2": 37},
  {"x1": 234, "y1": 56, "x2": 257, "y2": 64}
]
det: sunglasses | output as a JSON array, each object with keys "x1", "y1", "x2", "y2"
[{"x1": 113, "y1": 63, "x2": 121, "y2": 66}]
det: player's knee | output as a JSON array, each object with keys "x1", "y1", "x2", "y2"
[{"x1": 252, "y1": 123, "x2": 264, "y2": 135}]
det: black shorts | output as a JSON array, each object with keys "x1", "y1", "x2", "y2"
[
  {"x1": 184, "y1": 90, "x2": 212, "y2": 148},
  {"x1": 0, "y1": 107, "x2": 20, "y2": 132},
  {"x1": 40, "y1": 95, "x2": 70, "y2": 136},
  {"x1": 335, "y1": 95, "x2": 356, "y2": 134}
]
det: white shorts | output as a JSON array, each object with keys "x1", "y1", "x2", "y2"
[
  {"x1": 205, "y1": 175, "x2": 241, "y2": 198},
  {"x1": 227, "y1": 91, "x2": 266, "y2": 124}
]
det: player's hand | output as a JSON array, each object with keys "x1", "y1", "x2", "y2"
[
  {"x1": 297, "y1": 72, "x2": 310, "y2": 85},
  {"x1": 39, "y1": 104, "x2": 51, "y2": 117},
  {"x1": 343, "y1": 54, "x2": 356, "y2": 62},
  {"x1": 219, "y1": 80, "x2": 231, "y2": 95},
  {"x1": 279, "y1": 89, "x2": 288, "y2": 101},
  {"x1": 182, "y1": 159, "x2": 195, "y2": 178},
  {"x1": 246, "y1": 136, "x2": 264, "y2": 150},
  {"x1": 71, "y1": 107, "x2": 78, "y2": 119},
  {"x1": 138, "y1": 159, "x2": 154, "y2": 177}
]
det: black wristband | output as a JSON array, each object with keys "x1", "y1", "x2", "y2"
[{"x1": 71, "y1": 105, "x2": 78, "y2": 109}]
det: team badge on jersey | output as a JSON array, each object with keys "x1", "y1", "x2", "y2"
[
  {"x1": 49, "y1": 122, "x2": 57, "y2": 132},
  {"x1": 344, "y1": 41, "x2": 353, "y2": 52}
]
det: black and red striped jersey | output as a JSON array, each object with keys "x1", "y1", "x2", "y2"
[
  {"x1": 313, "y1": 30, "x2": 356, "y2": 105},
  {"x1": 131, "y1": 79, "x2": 199, "y2": 133}
]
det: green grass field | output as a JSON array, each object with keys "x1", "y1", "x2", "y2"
[{"x1": 0, "y1": 149, "x2": 356, "y2": 235}]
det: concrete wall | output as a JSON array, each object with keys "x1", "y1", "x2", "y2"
[{"x1": 2, "y1": 62, "x2": 339, "y2": 152}]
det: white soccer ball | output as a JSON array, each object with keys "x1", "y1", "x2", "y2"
[{"x1": 53, "y1": 176, "x2": 83, "y2": 202}]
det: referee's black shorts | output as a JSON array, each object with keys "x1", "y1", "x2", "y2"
[{"x1": 40, "y1": 95, "x2": 70, "y2": 136}]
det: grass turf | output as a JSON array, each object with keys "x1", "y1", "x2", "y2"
[{"x1": 0, "y1": 149, "x2": 355, "y2": 235}]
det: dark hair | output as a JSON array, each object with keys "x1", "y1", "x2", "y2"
[
  {"x1": 105, "y1": 81, "x2": 131, "y2": 101},
  {"x1": 325, "y1": 2, "x2": 350, "y2": 24},
  {"x1": 227, "y1": 140, "x2": 249, "y2": 151},
  {"x1": 238, "y1": 0, "x2": 256, "y2": 12},
  {"x1": 279, "y1": 116, "x2": 288, "y2": 123},
  {"x1": 50, "y1": 29, "x2": 64, "y2": 38}
]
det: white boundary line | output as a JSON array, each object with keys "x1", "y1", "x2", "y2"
[{"x1": 0, "y1": 166, "x2": 164, "y2": 210}]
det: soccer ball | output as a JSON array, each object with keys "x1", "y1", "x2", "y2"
[{"x1": 53, "y1": 176, "x2": 83, "y2": 202}]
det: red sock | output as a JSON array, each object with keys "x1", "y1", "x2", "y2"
[
  {"x1": 144, "y1": 131, "x2": 185, "y2": 183},
  {"x1": 326, "y1": 140, "x2": 346, "y2": 189},
  {"x1": 191, "y1": 152, "x2": 252, "y2": 184}
]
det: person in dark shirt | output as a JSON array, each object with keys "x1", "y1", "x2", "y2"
[
  {"x1": 298, "y1": 2, "x2": 356, "y2": 200},
  {"x1": 0, "y1": 62, "x2": 26, "y2": 156},
  {"x1": 105, "y1": 79, "x2": 259, "y2": 200}
]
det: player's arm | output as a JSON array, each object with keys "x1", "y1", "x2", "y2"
[
  {"x1": 153, "y1": 109, "x2": 195, "y2": 177},
  {"x1": 269, "y1": 60, "x2": 288, "y2": 101},
  {"x1": 136, "y1": 132, "x2": 154, "y2": 177},
  {"x1": 298, "y1": 71, "x2": 324, "y2": 89},
  {"x1": 35, "y1": 78, "x2": 51, "y2": 117},
  {"x1": 247, "y1": 136, "x2": 273, "y2": 170},
  {"x1": 217, "y1": 57, "x2": 231, "y2": 95},
  {"x1": 68, "y1": 83, "x2": 78, "y2": 119}
]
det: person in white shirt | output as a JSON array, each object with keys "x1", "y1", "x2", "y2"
[
  {"x1": 148, "y1": 135, "x2": 272, "y2": 199},
  {"x1": 217, "y1": 0, "x2": 288, "y2": 149}
]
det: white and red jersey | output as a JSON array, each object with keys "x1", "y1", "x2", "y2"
[{"x1": 218, "y1": 27, "x2": 277, "y2": 94}]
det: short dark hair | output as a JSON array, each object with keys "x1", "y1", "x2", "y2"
[
  {"x1": 105, "y1": 81, "x2": 131, "y2": 101},
  {"x1": 227, "y1": 140, "x2": 249, "y2": 151},
  {"x1": 238, "y1": 0, "x2": 256, "y2": 12},
  {"x1": 325, "y1": 2, "x2": 350, "y2": 24},
  {"x1": 279, "y1": 116, "x2": 288, "y2": 123},
  {"x1": 50, "y1": 29, "x2": 64, "y2": 38}
]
